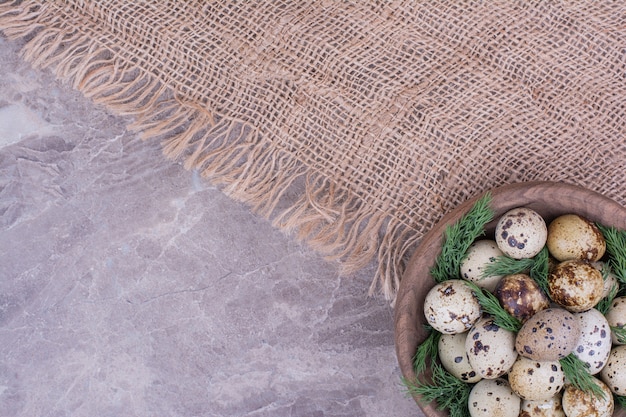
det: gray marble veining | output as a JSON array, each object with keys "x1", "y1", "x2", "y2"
[{"x1": 0, "y1": 36, "x2": 422, "y2": 416}]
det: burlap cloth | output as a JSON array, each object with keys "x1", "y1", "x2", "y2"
[{"x1": 2, "y1": 1, "x2": 624, "y2": 301}]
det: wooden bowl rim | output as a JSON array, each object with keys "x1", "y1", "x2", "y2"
[{"x1": 394, "y1": 181, "x2": 626, "y2": 417}]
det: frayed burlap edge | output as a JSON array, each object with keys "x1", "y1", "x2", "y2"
[{"x1": 0, "y1": 2, "x2": 416, "y2": 302}]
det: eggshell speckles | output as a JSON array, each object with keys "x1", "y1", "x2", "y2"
[
  {"x1": 571, "y1": 309, "x2": 611, "y2": 375},
  {"x1": 562, "y1": 377, "x2": 614, "y2": 417},
  {"x1": 423, "y1": 280, "x2": 481, "y2": 334},
  {"x1": 548, "y1": 260, "x2": 604, "y2": 313},
  {"x1": 515, "y1": 308, "x2": 580, "y2": 361},
  {"x1": 495, "y1": 274, "x2": 550, "y2": 323},
  {"x1": 600, "y1": 345, "x2": 626, "y2": 395},
  {"x1": 468, "y1": 378, "x2": 521, "y2": 417},
  {"x1": 495, "y1": 208, "x2": 547, "y2": 259},
  {"x1": 460, "y1": 240, "x2": 505, "y2": 292},
  {"x1": 519, "y1": 393, "x2": 565, "y2": 417},
  {"x1": 508, "y1": 356, "x2": 564, "y2": 401},
  {"x1": 605, "y1": 296, "x2": 626, "y2": 345},
  {"x1": 466, "y1": 316, "x2": 518, "y2": 379},
  {"x1": 438, "y1": 332, "x2": 481, "y2": 383}
]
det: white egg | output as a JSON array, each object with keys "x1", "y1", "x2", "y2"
[
  {"x1": 423, "y1": 279, "x2": 481, "y2": 334},
  {"x1": 468, "y1": 378, "x2": 521, "y2": 417},
  {"x1": 466, "y1": 316, "x2": 518, "y2": 379},
  {"x1": 508, "y1": 356, "x2": 564, "y2": 401},
  {"x1": 600, "y1": 345, "x2": 626, "y2": 396},
  {"x1": 495, "y1": 207, "x2": 547, "y2": 259},
  {"x1": 460, "y1": 239, "x2": 504, "y2": 292},
  {"x1": 571, "y1": 308, "x2": 611, "y2": 374},
  {"x1": 438, "y1": 332, "x2": 481, "y2": 383}
]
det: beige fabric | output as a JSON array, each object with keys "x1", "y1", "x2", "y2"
[{"x1": 2, "y1": 0, "x2": 625, "y2": 300}]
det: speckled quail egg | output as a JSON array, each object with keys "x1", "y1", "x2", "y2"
[
  {"x1": 515, "y1": 307, "x2": 581, "y2": 361},
  {"x1": 548, "y1": 259, "x2": 604, "y2": 313},
  {"x1": 547, "y1": 214, "x2": 606, "y2": 262},
  {"x1": 460, "y1": 239, "x2": 505, "y2": 292},
  {"x1": 605, "y1": 296, "x2": 626, "y2": 345},
  {"x1": 562, "y1": 377, "x2": 614, "y2": 417},
  {"x1": 438, "y1": 332, "x2": 482, "y2": 383},
  {"x1": 592, "y1": 261, "x2": 620, "y2": 299},
  {"x1": 508, "y1": 356, "x2": 564, "y2": 401},
  {"x1": 495, "y1": 274, "x2": 550, "y2": 323},
  {"x1": 600, "y1": 345, "x2": 626, "y2": 396},
  {"x1": 495, "y1": 207, "x2": 547, "y2": 259},
  {"x1": 519, "y1": 393, "x2": 565, "y2": 417},
  {"x1": 571, "y1": 308, "x2": 612, "y2": 375},
  {"x1": 468, "y1": 378, "x2": 521, "y2": 417},
  {"x1": 423, "y1": 279, "x2": 481, "y2": 334},
  {"x1": 465, "y1": 316, "x2": 518, "y2": 379}
]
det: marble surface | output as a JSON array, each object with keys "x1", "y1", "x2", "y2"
[{"x1": 0, "y1": 35, "x2": 422, "y2": 416}]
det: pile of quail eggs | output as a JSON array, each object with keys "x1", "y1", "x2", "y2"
[{"x1": 423, "y1": 208, "x2": 626, "y2": 417}]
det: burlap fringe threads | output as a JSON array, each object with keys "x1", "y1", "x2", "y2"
[{"x1": 0, "y1": 2, "x2": 415, "y2": 301}]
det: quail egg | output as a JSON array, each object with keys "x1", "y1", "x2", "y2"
[
  {"x1": 460, "y1": 239, "x2": 505, "y2": 292},
  {"x1": 605, "y1": 296, "x2": 626, "y2": 345},
  {"x1": 438, "y1": 332, "x2": 481, "y2": 383},
  {"x1": 495, "y1": 273, "x2": 550, "y2": 323},
  {"x1": 495, "y1": 207, "x2": 547, "y2": 259},
  {"x1": 547, "y1": 214, "x2": 606, "y2": 262},
  {"x1": 508, "y1": 356, "x2": 564, "y2": 401},
  {"x1": 600, "y1": 345, "x2": 626, "y2": 396},
  {"x1": 561, "y1": 377, "x2": 614, "y2": 417},
  {"x1": 519, "y1": 393, "x2": 565, "y2": 417},
  {"x1": 466, "y1": 316, "x2": 518, "y2": 379},
  {"x1": 548, "y1": 259, "x2": 604, "y2": 313},
  {"x1": 468, "y1": 378, "x2": 521, "y2": 417},
  {"x1": 423, "y1": 279, "x2": 481, "y2": 334},
  {"x1": 571, "y1": 308, "x2": 611, "y2": 375},
  {"x1": 515, "y1": 307, "x2": 580, "y2": 361}
]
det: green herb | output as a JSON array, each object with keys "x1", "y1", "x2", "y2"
[
  {"x1": 464, "y1": 281, "x2": 522, "y2": 332},
  {"x1": 596, "y1": 224, "x2": 626, "y2": 285},
  {"x1": 479, "y1": 255, "x2": 534, "y2": 280},
  {"x1": 529, "y1": 246, "x2": 550, "y2": 295},
  {"x1": 615, "y1": 394, "x2": 626, "y2": 410},
  {"x1": 596, "y1": 282, "x2": 619, "y2": 315},
  {"x1": 560, "y1": 354, "x2": 606, "y2": 400},
  {"x1": 404, "y1": 362, "x2": 471, "y2": 417},
  {"x1": 611, "y1": 325, "x2": 626, "y2": 344},
  {"x1": 430, "y1": 193, "x2": 494, "y2": 283},
  {"x1": 412, "y1": 326, "x2": 441, "y2": 376}
]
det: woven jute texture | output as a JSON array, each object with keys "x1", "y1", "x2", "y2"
[{"x1": 2, "y1": 1, "x2": 625, "y2": 300}]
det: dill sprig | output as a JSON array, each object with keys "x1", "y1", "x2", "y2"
[
  {"x1": 596, "y1": 224, "x2": 626, "y2": 285},
  {"x1": 611, "y1": 325, "x2": 626, "y2": 344},
  {"x1": 529, "y1": 246, "x2": 550, "y2": 295},
  {"x1": 560, "y1": 354, "x2": 606, "y2": 400},
  {"x1": 404, "y1": 362, "x2": 471, "y2": 417},
  {"x1": 464, "y1": 281, "x2": 522, "y2": 332},
  {"x1": 430, "y1": 193, "x2": 494, "y2": 283},
  {"x1": 615, "y1": 394, "x2": 626, "y2": 410},
  {"x1": 412, "y1": 326, "x2": 441, "y2": 376},
  {"x1": 480, "y1": 255, "x2": 534, "y2": 279}
]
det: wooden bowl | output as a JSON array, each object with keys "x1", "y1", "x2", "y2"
[{"x1": 394, "y1": 181, "x2": 626, "y2": 417}]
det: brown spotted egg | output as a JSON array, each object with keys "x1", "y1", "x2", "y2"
[
  {"x1": 571, "y1": 308, "x2": 611, "y2": 375},
  {"x1": 546, "y1": 214, "x2": 606, "y2": 262},
  {"x1": 605, "y1": 296, "x2": 626, "y2": 345},
  {"x1": 465, "y1": 316, "x2": 518, "y2": 379},
  {"x1": 460, "y1": 239, "x2": 505, "y2": 292},
  {"x1": 548, "y1": 260, "x2": 604, "y2": 313},
  {"x1": 495, "y1": 274, "x2": 550, "y2": 323},
  {"x1": 495, "y1": 207, "x2": 547, "y2": 259},
  {"x1": 520, "y1": 393, "x2": 565, "y2": 417},
  {"x1": 468, "y1": 378, "x2": 521, "y2": 417},
  {"x1": 438, "y1": 332, "x2": 481, "y2": 383},
  {"x1": 515, "y1": 307, "x2": 580, "y2": 361},
  {"x1": 423, "y1": 279, "x2": 481, "y2": 334},
  {"x1": 508, "y1": 356, "x2": 564, "y2": 401}
]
